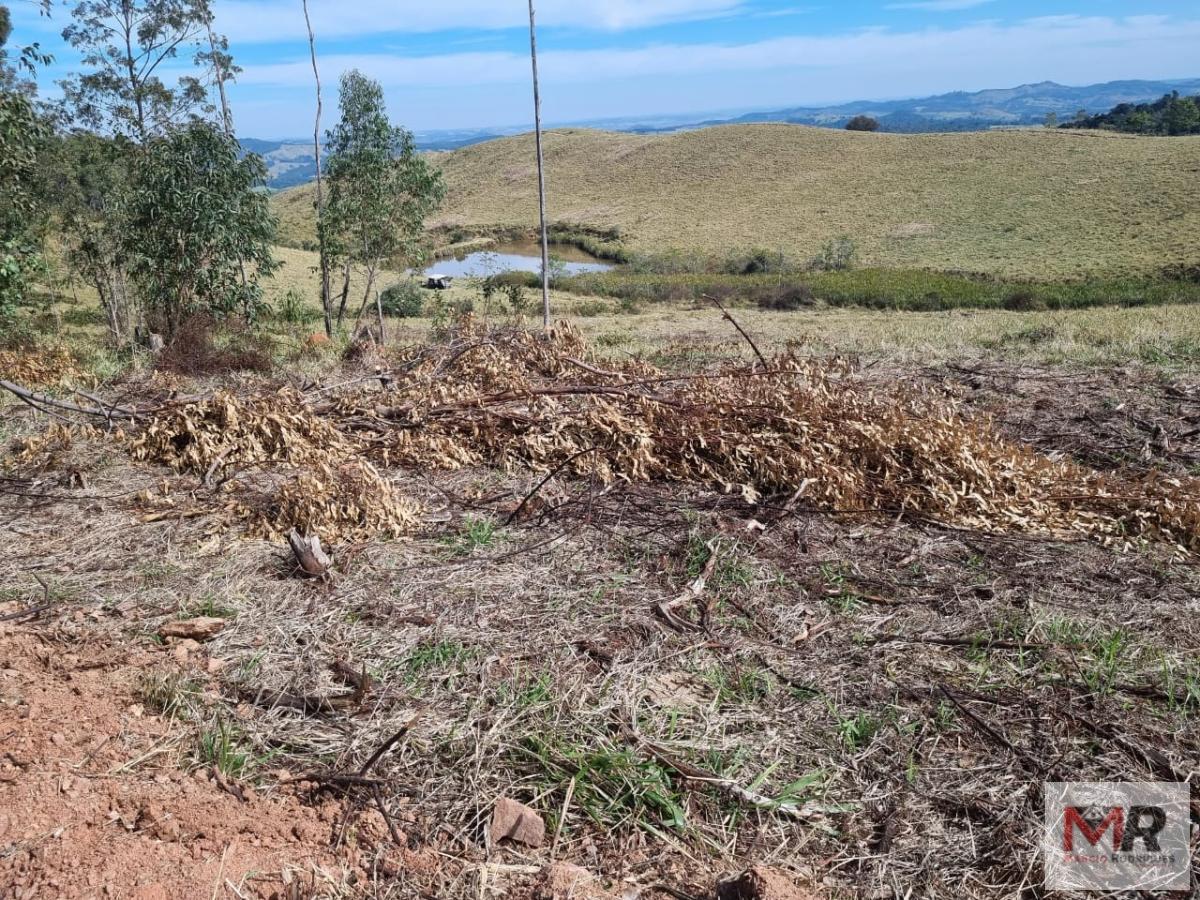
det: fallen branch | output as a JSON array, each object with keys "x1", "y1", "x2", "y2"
[
  {"x1": 630, "y1": 729, "x2": 812, "y2": 820},
  {"x1": 702, "y1": 294, "x2": 768, "y2": 369},
  {"x1": 655, "y1": 539, "x2": 718, "y2": 632},
  {"x1": 505, "y1": 446, "x2": 600, "y2": 525},
  {"x1": 0, "y1": 380, "x2": 137, "y2": 420}
]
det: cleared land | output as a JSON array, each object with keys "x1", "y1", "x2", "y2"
[
  {"x1": 273, "y1": 125, "x2": 1200, "y2": 278},
  {"x1": 3, "y1": 297, "x2": 1200, "y2": 897}
]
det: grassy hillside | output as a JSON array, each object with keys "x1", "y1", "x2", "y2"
[{"x1": 273, "y1": 124, "x2": 1200, "y2": 278}]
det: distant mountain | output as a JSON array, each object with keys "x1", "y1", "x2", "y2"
[
  {"x1": 243, "y1": 128, "x2": 515, "y2": 191},
  {"x1": 701, "y1": 78, "x2": 1200, "y2": 133},
  {"x1": 247, "y1": 78, "x2": 1200, "y2": 190}
]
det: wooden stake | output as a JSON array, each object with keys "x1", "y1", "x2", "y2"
[
  {"x1": 527, "y1": 0, "x2": 551, "y2": 330},
  {"x1": 302, "y1": 0, "x2": 333, "y2": 338}
]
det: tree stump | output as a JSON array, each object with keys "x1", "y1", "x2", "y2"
[{"x1": 287, "y1": 529, "x2": 331, "y2": 577}]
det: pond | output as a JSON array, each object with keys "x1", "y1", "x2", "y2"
[{"x1": 423, "y1": 240, "x2": 614, "y2": 279}]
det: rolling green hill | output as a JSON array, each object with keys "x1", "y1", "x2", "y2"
[{"x1": 272, "y1": 124, "x2": 1200, "y2": 278}]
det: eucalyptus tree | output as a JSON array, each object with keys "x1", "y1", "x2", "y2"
[
  {"x1": 60, "y1": 0, "x2": 214, "y2": 140},
  {"x1": 124, "y1": 122, "x2": 277, "y2": 339},
  {"x1": 323, "y1": 70, "x2": 444, "y2": 337},
  {"x1": 0, "y1": 3, "x2": 51, "y2": 320}
]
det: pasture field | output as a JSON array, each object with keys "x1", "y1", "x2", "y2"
[{"x1": 274, "y1": 125, "x2": 1200, "y2": 278}]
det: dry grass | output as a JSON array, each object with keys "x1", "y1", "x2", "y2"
[{"x1": 274, "y1": 125, "x2": 1200, "y2": 278}]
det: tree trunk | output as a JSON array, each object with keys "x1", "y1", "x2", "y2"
[
  {"x1": 206, "y1": 21, "x2": 234, "y2": 137},
  {"x1": 336, "y1": 262, "x2": 352, "y2": 329},
  {"x1": 374, "y1": 285, "x2": 384, "y2": 345},
  {"x1": 351, "y1": 263, "x2": 378, "y2": 337},
  {"x1": 208, "y1": 19, "x2": 250, "y2": 293}
]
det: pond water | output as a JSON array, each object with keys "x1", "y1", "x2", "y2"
[{"x1": 423, "y1": 240, "x2": 614, "y2": 279}]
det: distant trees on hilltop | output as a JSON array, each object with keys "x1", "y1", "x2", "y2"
[
  {"x1": 1067, "y1": 91, "x2": 1200, "y2": 136},
  {"x1": 845, "y1": 115, "x2": 881, "y2": 132}
]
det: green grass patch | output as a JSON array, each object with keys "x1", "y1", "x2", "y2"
[
  {"x1": 442, "y1": 516, "x2": 498, "y2": 556},
  {"x1": 195, "y1": 720, "x2": 268, "y2": 780},
  {"x1": 557, "y1": 268, "x2": 1200, "y2": 313},
  {"x1": 519, "y1": 734, "x2": 688, "y2": 833}
]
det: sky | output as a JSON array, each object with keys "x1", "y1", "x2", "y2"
[{"x1": 6, "y1": 0, "x2": 1200, "y2": 138}]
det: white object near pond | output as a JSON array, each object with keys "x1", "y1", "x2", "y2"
[{"x1": 424, "y1": 274, "x2": 455, "y2": 290}]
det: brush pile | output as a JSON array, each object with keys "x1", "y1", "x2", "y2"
[
  {"x1": 0, "y1": 347, "x2": 86, "y2": 388},
  {"x1": 323, "y1": 319, "x2": 1198, "y2": 552},
  {"x1": 6, "y1": 319, "x2": 1200, "y2": 551},
  {"x1": 125, "y1": 390, "x2": 420, "y2": 540}
]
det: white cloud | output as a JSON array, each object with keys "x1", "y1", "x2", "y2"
[
  {"x1": 235, "y1": 14, "x2": 1200, "y2": 90},
  {"x1": 886, "y1": 0, "x2": 995, "y2": 11},
  {"x1": 212, "y1": 0, "x2": 745, "y2": 42}
]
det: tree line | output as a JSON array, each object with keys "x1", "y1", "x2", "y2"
[
  {"x1": 0, "y1": 0, "x2": 444, "y2": 347},
  {"x1": 1062, "y1": 91, "x2": 1200, "y2": 136}
]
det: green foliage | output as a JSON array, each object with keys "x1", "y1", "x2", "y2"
[
  {"x1": 521, "y1": 734, "x2": 688, "y2": 832},
  {"x1": 125, "y1": 123, "x2": 277, "y2": 338},
  {"x1": 196, "y1": 720, "x2": 260, "y2": 779},
  {"x1": 833, "y1": 709, "x2": 882, "y2": 750},
  {"x1": 845, "y1": 115, "x2": 881, "y2": 132},
  {"x1": 379, "y1": 280, "x2": 424, "y2": 318},
  {"x1": 272, "y1": 287, "x2": 320, "y2": 325},
  {"x1": 811, "y1": 236, "x2": 857, "y2": 272},
  {"x1": 323, "y1": 70, "x2": 445, "y2": 326},
  {"x1": 61, "y1": 0, "x2": 213, "y2": 140},
  {"x1": 557, "y1": 265, "x2": 1200, "y2": 313},
  {"x1": 0, "y1": 50, "x2": 48, "y2": 318},
  {"x1": 1069, "y1": 91, "x2": 1200, "y2": 136},
  {"x1": 443, "y1": 516, "x2": 497, "y2": 556},
  {"x1": 44, "y1": 132, "x2": 135, "y2": 342},
  {"x1": 722, "y1": 248, "x2": 794, "y2": 276},
  {"x1": 480, "y1": 271, "x2": 531, "y2": 317}
]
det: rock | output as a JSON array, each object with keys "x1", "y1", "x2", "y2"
[
  {"x1": 206, "y1": 657, "x2": 228, "y2": 675},
  {"x1": 159, "y1": 617, "x2": 226, "y2": 642},
  {"x1": 489, "y1": 797, "x2": 545, "y2": 848},
  {"x1": 718, "y1": 866, "x2": 817, "y2": 900},
  {"x1": 537, "y1": 862, "x2": 613, "y2": 899}
]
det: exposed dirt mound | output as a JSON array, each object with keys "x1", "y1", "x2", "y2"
[{"x1": 0, "y1": 628, "x2": 349, "y2": 899}]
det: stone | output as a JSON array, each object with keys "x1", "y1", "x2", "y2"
[{"x1": 489, "y1": 797, "x2": 545, "y2": 848}]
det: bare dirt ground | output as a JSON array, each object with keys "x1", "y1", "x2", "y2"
[{"x1": 2, "y1": 321, "x2": 1199, "y2": 899}]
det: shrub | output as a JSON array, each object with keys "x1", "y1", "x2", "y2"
[
  {"x1": 1001, "y1": 291, "x2": 1047, "y2": 312},
  {"x1": 156, "y1": 315, "x2": 273, "y2": 376},
  {"x1": 810, "y1": 237, "x2": 857, "y2": 272},
  {"x1": 723, "y1": 248, "x2": 794, "y2": 276},
  {"x1": 846, "y1": 115, "x2": 881, "y2": 132},
  {"x1": 273, "y1": 288, "x2": 321, "y2": 325},
  {"x1": 481, "y1": 271, "x2": 533, "y2": 317},
  {"x1": 379, "y1": 280, "x2": 424, "y2": 318},
  {"x1": 755, "y1": 284, "x2": 815, "y2": 310}
]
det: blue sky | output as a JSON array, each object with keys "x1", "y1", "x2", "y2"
[{"x1": 7, "y1": 0, "x2": 1200, "y2": 137}]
